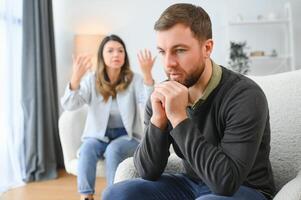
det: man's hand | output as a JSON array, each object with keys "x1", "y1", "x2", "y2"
[
  {"x1": 152, "y1": 81, "x2": 188, "y2": 128},
  {"x1": 150, "y1": 90, "x2": 168, "y2": 130}
]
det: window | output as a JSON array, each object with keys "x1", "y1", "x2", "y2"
[{"x1": 0, "y1": 0, "x2": 25, "y2": 192}]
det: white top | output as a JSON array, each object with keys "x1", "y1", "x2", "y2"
[
  {"x1": 61, "y1": 72, "x2": 153, "y2": 142},
  {"x1": 107, "y1": 99, "x2": 124, "y2": 129}
]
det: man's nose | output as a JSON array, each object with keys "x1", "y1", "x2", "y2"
[{"x1": 164, "y1": 53, "x2": 177, "y2": 69}]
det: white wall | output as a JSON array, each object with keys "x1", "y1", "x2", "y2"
[{"x1": 53, "y1": 0, "x2": 301, "y2": 109}]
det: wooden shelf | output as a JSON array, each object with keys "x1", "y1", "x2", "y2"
[
  {"x1": 229, "y1": 19, "x2": 289, "y2": 26},
  {"x1": 228, "y1": 2, "x2": 295, "y2": 72},
  {"x1": 249, "y1": 55, "x2": 290, "y2": 61}
]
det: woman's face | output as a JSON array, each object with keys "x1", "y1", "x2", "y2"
[{"x1": 102, "y1": 40, "x2": 126, "y2": 69}]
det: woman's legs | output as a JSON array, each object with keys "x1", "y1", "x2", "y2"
[
  {"x1": 77, "y1": 128, "x2": 139, "y2": 198},
  {"x1": 104, "y1": 136, "x2": 139, "y2": 185},
  {"x1": 77, "y1": 138, "x2": 108, "y2": 197}
]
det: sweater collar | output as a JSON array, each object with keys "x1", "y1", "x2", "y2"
[{"x1": 191, "y1": 60, "x2": 222, "y2": 110}]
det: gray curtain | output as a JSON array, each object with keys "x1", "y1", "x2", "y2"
[{"x1": 22, "y1": 0, "x2": 63, "y2": 182}]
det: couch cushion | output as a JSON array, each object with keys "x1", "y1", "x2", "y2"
[
  {"x1": 273, "y1": 171, "x2": 301, "y2": 200},
  {"x1": 114, "y1": 153, "x2": 185, "y2": 183},
  {"x1": 249, "y1": 70, "x2": 301, "y2": 191}
]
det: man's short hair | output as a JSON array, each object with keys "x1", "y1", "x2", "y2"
[{"x1": 154, "y1": 3, "x2": 212, "y2": 41}]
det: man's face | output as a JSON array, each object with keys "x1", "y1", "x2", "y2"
[{"x1": 157, "y1": 24, "x2": 207, "y2": 87}]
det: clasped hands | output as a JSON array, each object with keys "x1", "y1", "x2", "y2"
[{"x1": 150, "y1": 81, "x2": 188, "y2": 130}]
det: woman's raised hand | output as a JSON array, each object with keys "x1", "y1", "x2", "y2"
[
  {"x1": 70, "y1": 54, "x2": 93, "y2": 90},
  {"x1": 137, "y1": 49, "x2": 156, "y2": 85}
]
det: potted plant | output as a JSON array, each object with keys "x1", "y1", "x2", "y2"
[{"x1": 228, "y1": 41, "x2": 250, "y2": 75}]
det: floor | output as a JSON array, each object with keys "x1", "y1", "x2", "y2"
[{"x1": 1, "y1": 170, "x2": 106, "y2": 200}]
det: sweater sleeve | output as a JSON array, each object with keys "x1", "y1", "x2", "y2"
[
  {"x1": 133, "y1": 73, "x2": 154, "y2": 106},
  {"x1": 170, "y1": 85, "x2": 269, "y2": 196},
  {"x1": 60, "y1": 73, "x2": 92, "y2": 111},
  {"x1": 134, "y1": 99, "x2": 171, "y2": 180}
]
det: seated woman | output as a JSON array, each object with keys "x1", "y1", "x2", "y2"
[{"x1": 61, "y1": 34, "x2": 155, "y2": 200}]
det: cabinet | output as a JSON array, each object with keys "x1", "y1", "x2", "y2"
[{"x1": 228, "y1": 3, "x2": 295, "y2": 75}]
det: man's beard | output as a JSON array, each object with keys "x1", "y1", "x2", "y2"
[{"x1": 168, "y1": 63, "x2": 204, "y2": 88}]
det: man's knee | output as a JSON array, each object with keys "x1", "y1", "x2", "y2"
[
  {"x1": 102, "y1": 180, "x2": 139, "y2": 200},
  {"x1": 196, "y1": 195, "x2": 227, "y2": 200},
  {"x1": 102, "y1": 184, "x2": 118, "y2": 200}
]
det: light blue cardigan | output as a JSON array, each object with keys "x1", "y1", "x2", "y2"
[{"x1": 61, "y1": 72, "x2": 153, "y2": 142}]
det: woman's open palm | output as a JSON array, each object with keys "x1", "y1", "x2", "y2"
[
  {"x1": 70, "y1": 54, "x2": 93, "y2": 90},
  {"x1": 137, "y1": 49, "x2": 156, "y2": 77}
]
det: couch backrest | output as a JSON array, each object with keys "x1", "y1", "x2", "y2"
[
  {"x1": 58, "y1": 106, "x2": 88, "y2": 166},
  {"x1": 249, "y1": 70, "x2": 301, "y2": 190}
]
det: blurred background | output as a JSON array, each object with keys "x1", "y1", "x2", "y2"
[{"x1": 1, "y1": 0, "x2": 300, "y2": 198}]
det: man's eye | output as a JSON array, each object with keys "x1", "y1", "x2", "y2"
[
  {"x1": 176, "y1": 49, "x2": 186, "y2": 53},
  {"x1": 158, "y1": 50, "x2": 165, "y2": 55}
]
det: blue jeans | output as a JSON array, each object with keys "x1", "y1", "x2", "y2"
[
  {"x1": 102, "y1": 173, "x2": 267, "y2": 200},
  {"x1": 77, "y1": 128, "x2": 139, "y2": 195}
]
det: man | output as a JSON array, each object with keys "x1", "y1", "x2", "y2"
[{"x1": 102, "y1": 3, "x2": 275, "y2": 200}]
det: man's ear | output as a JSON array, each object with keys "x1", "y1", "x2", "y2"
[{"x1": 201, "y1": 39, "x2": 213, "y2": 59}]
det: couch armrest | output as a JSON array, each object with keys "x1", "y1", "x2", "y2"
[
  {"x1": 273, "y1": 171, "x2": 301, "y2": 200},
  {"x1": 114, "y1": 153, "x2": 185, "y2": 183},
  {"x1": 58, "y1": 106, "x2": 87, "y2": 172}
]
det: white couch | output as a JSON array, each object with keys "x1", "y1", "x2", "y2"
[
  {"x1": 58, "y1": 104, "x2": 145, "y2": 178},
  {"x1": 113, "y1": 69, "x2": 301, "y2": 199},
  {"x1": 59, "y1": 105, "x2": 106, "y2": 177}
]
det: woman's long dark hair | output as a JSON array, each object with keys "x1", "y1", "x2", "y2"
[{"x1": 95, "y1": 34, "x2": 133, "y2": 102}]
